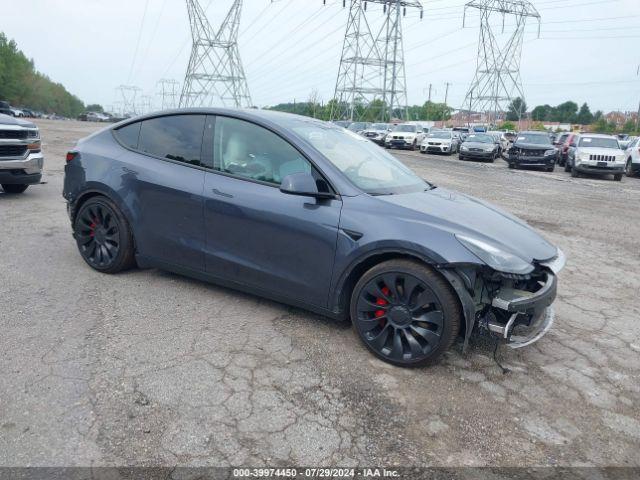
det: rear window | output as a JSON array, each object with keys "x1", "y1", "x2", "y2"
[
  {"x1": 115, "y1": 122, "x2": 141, "y2": 149},
  {"x1": 138, "y1": 115, "x2": 206, "y2": 166}
]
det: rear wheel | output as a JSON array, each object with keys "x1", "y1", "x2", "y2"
[
  {"x1": 1, "y1": 184, "x2": 28, "y2": 194},
  {"x1": 571, "y1": 166, "x2": 579, "y2": 178},
  {"x1": 73, "y1": 196, "x2": 136, "y2": 273},
  {"x1": 564, "y1": 160, "x2": 572, "y2": 172},
  {"x1": 626, "y1": 159, "x2": 635, "y2": 177},
  {"x1": 350, "y1": 259, "x2": 461, "y2": 367}
]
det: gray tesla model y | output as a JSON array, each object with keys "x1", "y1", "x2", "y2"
[{"x1": 63, "y1": 109, "x2": 565, "y2": 367}]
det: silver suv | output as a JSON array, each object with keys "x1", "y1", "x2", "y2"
[
  {"x1": 0, "y1": 114, "x2": 43, "y2": 193},
  {"x1": 567, "y1": 134, "x2": 625, "y2": 181}
]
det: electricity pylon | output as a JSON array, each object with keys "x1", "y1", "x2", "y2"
[
  {"x1": 180, "y1": 0, "x2": 252, "y2": 108},
  {"x1": 157, "y1": 79, "x2": 181, "y2": 110},
  {"x1": 115, "y1": 85, "x2": 142, "y2": 117},
  {"x1": 462, "y1": 0, "x2": 540, "y2": 126},
  {"x1": 330, "y1": 0, "x2": 423, "y2": 122}
]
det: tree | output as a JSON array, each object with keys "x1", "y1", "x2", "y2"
[
  {"x1": 531, "y1": 104, "x2": 552, "y2": 121},
  {"x1": 576, "y1": 103, "x2": 594, "y2": 125},
  {"x1": 499, "y1": 121, "x2": 516, "y2": 131},
  {"x1": 506, "y1": 97, "x2": 527, "y2": 121},
  {"x1": 421, "y1": 101, "x2": 452, "y2": 121},
  {"x1": 622, "y1": 119, "x2": 636, "y2": 133},
  {"x1": 552, "y1": 101, "x2": 578, "y2": 123},
  {"x1": 86, "y1": 104, "x2": 104, "y2": 113}
]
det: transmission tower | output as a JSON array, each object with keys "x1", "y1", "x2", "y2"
[
  {"x1": 461, "y1": 0, "x2": 540, "y2": 126},
  {"x1": 330, "y1": 0, "x2": 423, "y2": 122},
  {"x1": 115, "y1": 85, "x2": 142, "y2": 117},
  {"x1": 180, "y1": 0, "x2": 252, "y2": 109},
  {"x1": 157, "y1": 79, "x2": 181, "y2": 110}
]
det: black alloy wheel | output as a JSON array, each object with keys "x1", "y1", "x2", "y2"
[
  {"x1": 74, "y1": 197, "x2": 135, "y2": 273},
  {"x1": 351, "y1": 260, "x2": 460, "y2": 367}
]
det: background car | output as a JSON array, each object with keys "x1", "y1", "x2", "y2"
[
  {"x1": 507, "y1": 132, "x2": 556, "y2": 172},
  {"x1": 624, "y1": 137, "x2": 640, "y2": 177},
  {"x1": 566, "y1": 134, "x2": 626, "y2": 180},
  {"x1": 420, "y1": 130, "x2": 461, "y2": 155},
  {"x1": 384, "y1": 123, "x2": 428, "y2": 150},
  {"x1": 361, "y1": 123, "x2": 391, "y2": 146},
  {"x1": 458, "y1": 133, "x2": 500, "y2": 162},
  {"x1": 0, "y1": 101, "x2": 12, "y2": 116},
  {"x1": 347, "y1": 122, "x2": 371, "y2": 134}
]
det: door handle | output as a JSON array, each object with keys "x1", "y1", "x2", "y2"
[{"x1": 211, "y1": 188, "x2": 233, "y2": 198}]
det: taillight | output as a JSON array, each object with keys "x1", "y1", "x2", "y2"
[{"x1": 66, "y1": 151, "x2": 78, "y2": 163}]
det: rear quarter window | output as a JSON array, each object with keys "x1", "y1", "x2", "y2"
[
  {"x1": 114, "y1": 122, "x2": 141, "y2": 149},
  {"x1": 138, "y1": 115, "x2": 206, "y2": 166}
]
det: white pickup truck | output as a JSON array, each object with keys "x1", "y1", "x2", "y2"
[{"x1": 0, "y1": 113, "x2": 44, "y2": 193}]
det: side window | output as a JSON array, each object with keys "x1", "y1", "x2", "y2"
[
  {"x1": 138, "y1": 115, "x2": 206, "y2": 166},
  {"x1": 213, "y1": 116, "x2": 313, "y2": 186},
  {"x1": 114, "y1": 122, "x2": 141, "y2": 149}
]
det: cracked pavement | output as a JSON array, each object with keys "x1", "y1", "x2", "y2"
[{"x1": 0, "y1": 120, "x2": 638, "y2": 467}]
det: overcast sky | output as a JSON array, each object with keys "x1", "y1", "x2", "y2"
[{"x1": 3, "y1": 0, "x2": 639, "y2": 113}]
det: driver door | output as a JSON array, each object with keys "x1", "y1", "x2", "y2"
[{"x1": 202, "y1": 116, "x2": 342, "y2": 308}]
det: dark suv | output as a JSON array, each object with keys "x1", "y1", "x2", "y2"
[{"x1": 507, "y1": 132, "x2": 556, "y2": 172}]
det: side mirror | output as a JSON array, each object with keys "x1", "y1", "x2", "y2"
[{"x1": 280, "y1": 173, "x2": 334, "y2": 199}]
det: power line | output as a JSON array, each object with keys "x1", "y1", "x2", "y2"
[{"x1": 127, "y1": 0, "x2": 151, "y2": 84}]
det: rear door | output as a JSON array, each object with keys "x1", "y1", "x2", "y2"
[
  {"x1": 202, "y1": 115, "x2": 342, "y2": 308},
  {"x1": 113, "y1": 114, "x2": 207, "y2": 271}
]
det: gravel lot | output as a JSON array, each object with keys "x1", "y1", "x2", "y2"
[{"x1": 1, "y1": 119, "x2": 639, "y2": 468}]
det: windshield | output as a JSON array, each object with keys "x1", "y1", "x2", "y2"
[
  {"x1": 428, "y1": 132, "x2": 452, "y2": 139},
  {"x1": 465, "y1": 134, "x2": 494, "y2": 143},
  {"x1": 370, "y1": 123, "x2": 389, "y2": 130},
  {"x1": 394, "y1": 125, "x2": 417, "y2": 133},
  {"x1": 515, "y1": 134, "x2": 551, "y2": 145},
  {"x1": 579, "y1": 137, "x2": 620, "y2": 149},
  {"x1": 292, "y1": 123, "x2": 426, "y2": 195}
]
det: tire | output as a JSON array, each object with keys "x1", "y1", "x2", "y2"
[
  {"x1": 350, "y1": 259, "x2": 461, "y2": 367},
  {"x1": 508, "y1": 163, "x2": 515, "y2": 169},
  {"x1": 1, "y1": 184, "x2": 28, "y2": 194},
  {"x1": 410, "y1": 140, "x2": 417, "y2": 151},
  {"x1": 613, "y1": 173, "x2": 622, "y2": 182},
  {"x1": 626, "y1": 159, "x2": 635, "y2": 177},
  {"x1": 564, "y1": 161, "x2": 571, "y2": 172},
  {"x1": 458, "y1": 154, "x2": 464, "y2": 161},
  {"x1": 73, "y1": 196, "x2": 136, "y2": 274},
  {"x1": 571, "y1": 166, "x2": 579, "y2": 178},
  {"x1": 547, "y1": 165, "x2": 555, "y2": 172}
]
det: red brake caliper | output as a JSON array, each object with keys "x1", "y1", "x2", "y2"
[
  {"x1": 375, "y1": 286, "x2": 390, "y2": 325},
  {"x1": 89, "y1": 218, "x2": 98, "y2": 237}
]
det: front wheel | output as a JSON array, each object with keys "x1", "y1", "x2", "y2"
[
  {"x1": 564, "y1": 161, "x2": 571, "y2": 172},
  {"x1": 73, "y1": 196, "x2": 136, "y2": 273},
  {"x1": 626, "y1": 159, "x2": 635, "y2": 177},
  {"x1": 571, "y1": 166, "x2": 579, "y2": 178},
  {"x1": 613, "y1": 173, "x2": 622, "y2": 182},
  {"x1": 1, "y1": 184, "x2": 28, "y2": 194},
  {"x1": 350, "y1": 259, "x2": 461, "y2": 367}
]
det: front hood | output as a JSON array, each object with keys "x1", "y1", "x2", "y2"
[
  {"x1": 0, "y1": 113, "x2": 36, "y2": 128},
  {"x1": 578, "y1": 147, "x2": 624, "y2": 156},
  {"x1": 364, "y1": 130, "x2": 386, "y2": 135},
  {"x1": 378, "y1": 188, "x2": 557, "y2": 263},
  {"x1": 462, "y1": 142, "x2": 492, "y2": 149},
  {"x1": 427, "y1": 138, "x2": 451, "y2": 143},
  {"x1": 513, "y1": 142, "x2": 552, "y2": 150}
]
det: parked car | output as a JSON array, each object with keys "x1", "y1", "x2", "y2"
[
  {"x1": 361, "y1": 123, "x2": 391, "y2": 146},
  {"x1": 459, "y1": 133, "x2": 500, "y2": 162},
  {"x1": 9, "y1": 107, "x2": 25, "y2": 117},
  {"x1": 566, "y1": 134, "x2": 626, "y2": 180},
  {"x1": 85, "y1": 111, "x2": 110, "y2": 122},
  {"x1": 506, "y1": 132, "x2": 556, "y2": 172},
  {"x1": 420, "y1": 130, "x2": 461, "y2": 155},
  {"x1": 486, "y1": 131, "x2": 508, "y2": 156},
  {"x1": 63, "y1": 109, "x2": 565, "y2": 367},
  {"x1": 347, "y1": 122, "x2": 371, "y2": 134},
  {"x1": 617, "y1": 134, "x2": 632, "y2": 150},
  {"x1": 0, "y1": 101, "x2": 12, "y2": 116},
  {"x1": 624, "y1": 137, "x2": 640, "y2": 177},
  {"x1": 0, "y1": 114, "x2": 44, "y2": 193},
  {"x1": 331, "y1": 120, "x2": 351, "y2": 129},
  {"x1": 384, "y1": 123, "x2": 428, "y2": 150},
  {"x1": 554, "y1": 132, "x2": 577, "y2": 166}
]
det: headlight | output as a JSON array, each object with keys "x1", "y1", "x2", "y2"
[
  {"x1": 456, "y1": 234, "x2": 534, "y2": 275},
  {"x1": 485, "y1": 146, "x2": 494, "y2": 152},
  {"x1": 461, "y1": 145, "x2": 469, "y2": 151},
  {"x1": 27, "y1": 129, "x2": 40, "y2": 139},
  {"x1": 578, "y1": 152, "x2": 590, "y2": 161},
  {"x1": 544, "y1": 149, "x2": 555, "y2": 156}
]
